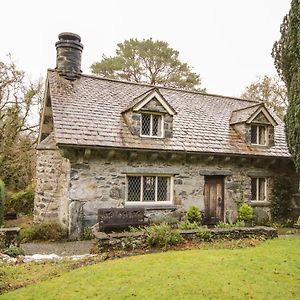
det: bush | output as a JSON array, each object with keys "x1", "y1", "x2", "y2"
[
  {"x1": 196, "y1": 227, "x2": 212, "y2": 241},
  {"x1": 3, "y1": 246, "x2": 25, "y2": 257},
  {"x1": 178, "y1": 221, "x2": 201, "y2": 230},
  {"x1": 271, "y1": 176, "x2": 294, "y2": 222},
  {"x1": 0, "y1": 179, "x2": 5, "y2": 226},
  {"x1": 20, "y1": 221, "x2": 67, "y2": 242},
  {"x1": 145, "y1": 222, "x2": 181, "y2": 247},
  {"x1": 186, "y1": 206, "x2": 202, "y2": 224},
  {"x1": 215, "y1": 221, "x2": 245, "y2": 228},
  {"x1": 7, "y1": 184, "x2": 35, "y2": 215},
  {"x1": 238, "y1": 203, "x2": 254, "y2": 222},
  {"x1": 297, "y1": 216, "x2": 300, "y2": 225},
  {"x1": 82, "y1": 227, "x2": 94, "y2": 240}
]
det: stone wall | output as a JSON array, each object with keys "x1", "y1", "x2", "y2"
[
  {"x1": 95, "y1": 226, "x2": 278, "y2": 252},
  {"x1": 34, "y1": 134, "x2": 70, "y2": 228},
  {"x1": 65, "y1": 149, "x2": 296, "y2": 238},
  {"x1": 0, "y1": 227, "x2": 20, "y2": 248},
  {"x1": 34, "y1": 142, "x2": 298, "y2": 239}
]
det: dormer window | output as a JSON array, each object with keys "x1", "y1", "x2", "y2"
[
  {"x1": 140, "y1": 113, "x2": 163, "y2": 137},
  {"x1": 251, "y1": 125, "x2": 267, "y2": 145}
]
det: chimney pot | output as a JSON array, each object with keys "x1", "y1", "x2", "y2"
[{"x1": 55, "y1": 32, "x2": 83, "y2": 80}]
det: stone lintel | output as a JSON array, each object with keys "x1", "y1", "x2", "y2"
[
  {"x1": 199, "y1": 169, "x2": 232, "y2": 176},
  {"x1": 122, "y1": 167, "x2": 179, "y2": 175},
  {"x1": 247, "y1": 170, "x2": 273, "y2": 177}
]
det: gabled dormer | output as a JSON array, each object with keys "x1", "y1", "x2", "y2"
[
  {"x1": 230, "y1": 103, "x2": 278, "y2": 147},
  {"x1": 122, "y1": 88, "x2": 176, "y2": 138}
]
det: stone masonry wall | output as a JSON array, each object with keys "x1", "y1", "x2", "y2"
[
  {"x1": 65, "y1": 150, "x2": 296, "y2": 238},
  {"x1": 34, "y1": 145, "x2": 70, "y2": 228},
  {"x1": 34, "y1": 143, "x2": 297, "y2": 239}
]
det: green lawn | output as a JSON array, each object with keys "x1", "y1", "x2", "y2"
[{"x1": 1, "y1": 238, "x2": 300, "y2": 300}]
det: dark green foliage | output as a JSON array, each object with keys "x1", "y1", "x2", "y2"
[
  {"x1": 3, "y1": 246, "x2": 25, "y2": 257},
  {"x1": 91, "y1": 38, "x2": 205, "y2": 92},
  {"x1": 145, "y1": 222, "x2": 181, "y2": 247},
  {"x1": 186, "y1": 206, "x2": 202, "y2": 224},
  {"x1": 20, "y1": 221, "x2": 68, "y2": 242},
  {"x1": 0, "y1": 179, "x2": 5, "y2": 226},
  {"x1": 272, "y1": 0, "x2": 300, "y2": 173},
  {"x1": 82, "y1": 227, "x2": 94, "y2": 240},
  {"x1": 5, "y1": 184, "x2": 35, "y2": 215},
  {"x1": 238, "y1": 203, "x2": 254, "y2": 222},
  {"x1": 271, "y1": 176, "x2": 294, "y2": 222},
  {"x1": 177, "y1": 221, "x2": 201, "y2": 230},
  {"x1": 215, "y1": 221, "x2": 245, "y2": 228},
  {"x1": 196, "y1": 227, "x2": 213, "y2": 241}
]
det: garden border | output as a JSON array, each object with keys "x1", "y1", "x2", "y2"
[{"x1": 95, "y1": 226, "x2": 277, "y2": 252}]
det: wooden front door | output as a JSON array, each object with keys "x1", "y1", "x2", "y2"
[{"x1": 204, "y1": 176, "x2": 224, "y2": 224}]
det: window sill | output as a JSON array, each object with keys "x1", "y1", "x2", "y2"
[
  {"x1": 140, "y1": 135, "x2": 164, "y2": 139},
  {"x1": 249, "y1": 201, "x2": 270, "y2": 207}
]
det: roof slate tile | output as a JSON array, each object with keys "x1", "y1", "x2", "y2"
[{"x1": 47, "y1": 70, "x2": 290, "y2": 158}]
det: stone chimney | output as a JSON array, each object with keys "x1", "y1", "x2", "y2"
[{"x1": 55, "y1": 32, "x2": 83, "y2": 80}]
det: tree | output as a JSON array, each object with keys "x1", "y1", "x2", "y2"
[
  {"x1": 272, "y1": 0, "x2": 300, "y2": 174},
  {"x1": 241, "y1": 75, "x2": 287, "y2": 120},
  {"x1": 91, "y1": 38, "x2": 205, "y2": 91},
  {"x1": 0, "y1": 55, "x2": 43, "y2": 190}
]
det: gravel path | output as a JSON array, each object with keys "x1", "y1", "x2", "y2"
[{"x1": 21, "y1": 241, "x2": 95, "y2": 256}]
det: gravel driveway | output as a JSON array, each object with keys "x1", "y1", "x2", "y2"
[{"x1": 21, "y1": 241, "x2": 95, "y2": 256}]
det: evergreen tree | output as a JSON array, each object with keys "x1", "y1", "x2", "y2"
[
  {"x1": 91, "y1": 38, "x2": 205, "y2": 92},
  {"x1": 272, "y1": 0, "x2": 300, "y2": 173}
]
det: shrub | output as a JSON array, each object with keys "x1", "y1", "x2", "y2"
[
  {"x1": 82, "y1": 227, "x2": 94, "y2": 240},
  {"x1": 238, "y1": 203, "x2": 254, "y2": 222},
  {"x1": 145, "y1": 222, "x2": 181, "y2": 247},
  {"x1": 3, "y1": 246, "x2": 25, "y2": 257},
  {"x1": 20, "y1": 221, "x2": 67, "y2": 242},
  {"x1": 0, "y1": 179, "x2": 5, "y2": 226},
  {"x1": 215, "y1": 221, "x2": 245, "y2": 228},
  {"x1": 196, "y1": 227, "x2": 212, "y2": 241},
  {"x1": 178, "y1": 221, "x2": 201, "y2": 230},
  {"x1": 5, "y1": 184, "x2": 35, "y2": 215},
  {"x1": 271, "y1": 176, "x2": 294, "y2": 222},
  {"x1": 186, "y1": 206, "x2": 202, "y2": 224},
  {"x1": 297, "y1": 216, "x2": 300, "y2": 225}
]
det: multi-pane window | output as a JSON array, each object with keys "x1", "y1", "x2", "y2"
[
  {"x1": 141, "y1": 113, "x2": 163, "y2": 137},
  {"x1": 251, "y1": 177, "x2": 267, "y2": 201},
  {"x1": 127, "y1": 175, "x2": 171, "y2": 203},
  {"x1": 251, "y1": 125, "x2": 267, "y2": 145}
]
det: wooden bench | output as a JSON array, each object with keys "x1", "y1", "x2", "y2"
[{"x1": 98, "y1": 207, "x2": 149, "y2": 232}]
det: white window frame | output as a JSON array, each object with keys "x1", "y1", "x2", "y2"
[
  {"x1": 251, "y1": 124, "x2": 268, "y2": 146},
  {"x1": 140, "y1": 113, "x2": 164, "y2": 138},
  {"x1": 125, "y1": 174, "x2": 174, "y2": 205},
  {"x1": 251, "y1": 177, "x2": 268, "y2": 202}
]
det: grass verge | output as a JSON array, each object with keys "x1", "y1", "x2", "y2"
[{"x1": 1, "y1": 237, "x2": 300, "y2": 299}]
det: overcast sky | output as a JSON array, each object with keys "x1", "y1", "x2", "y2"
[{"x1": 0, "y1": 0, "x2": 291, "y2": 97}]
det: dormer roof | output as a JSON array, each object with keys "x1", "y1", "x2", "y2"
[
  {"x1": 230, "y1": 103, "x2": 278, "y2": 126},
  {"x1": 122, "y1": 87, "x2": 177, "y2": 115}
]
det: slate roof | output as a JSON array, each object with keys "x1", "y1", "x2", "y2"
[{"x1": 47, "y1": 70, "x2": 290, "y2": 158}]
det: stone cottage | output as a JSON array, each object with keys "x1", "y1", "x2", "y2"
[{"x1": 34, "y1": 32, "x2": 298, "y2": 239}]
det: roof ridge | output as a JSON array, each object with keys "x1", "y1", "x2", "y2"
[{"x1": 47, "y1": 69, "x2": 259, "y2": 104}]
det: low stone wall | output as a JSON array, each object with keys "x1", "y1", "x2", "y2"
[
  {"x1": 95, "y1": 226, "x2": 277, "y2": 252},
  {"x1": 0, "y1": 227, "x2": 20, "y2": 249}
]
